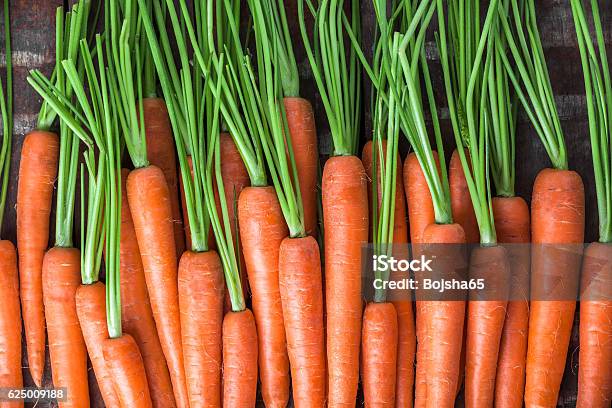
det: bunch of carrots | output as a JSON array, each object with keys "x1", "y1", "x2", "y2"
[{"x1": 0, "y1": 0, "x2": 609, "y2": 407}]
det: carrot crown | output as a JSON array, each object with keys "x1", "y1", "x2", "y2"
[
  {"x1": 437, "y1": 0, "x2": 500, "y2": 245},
  {"x1": 0, "y1": 0, "x2": 11, "y2": 236},
  {"x1": 53, "y1": 2, "x2": 92, "y2": 248},
  {"x1": 298, "y1": 0, "x2": 361, "y2": 157},
  {"x1": 571, "y1": 0, "x2": 611, "y2": 243},
  {"x1": 247, "y1": 0, "x2": 306, "y2": 238},
  {"x1": 488, "y1": 0, "x2": 518, "y2": 199},
  {"x1": 498, "y1": 0, "x2": 568, "y2": 171}
]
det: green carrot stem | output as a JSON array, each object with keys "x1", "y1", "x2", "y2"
[{"x1": 0, "y1": 0, "x2": 11, "y2": 236}]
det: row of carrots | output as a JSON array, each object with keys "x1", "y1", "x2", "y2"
[{"x1": 0, "y1": 0, "x2": 610, "y2": 408}]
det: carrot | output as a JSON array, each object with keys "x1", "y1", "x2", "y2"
[
  {"x1": 284, "y1": 97, "x2": 319, "y2": 236},
  {"x1": 218, "y1": 133, "x2": 249, "y2": 313},
  {"x1": 127, "y1": 165, "x2": 189, "y2": 408},
  {"x1": 418, "y1": 223, "x2": 467, "y2": 407},
  {"x1": 577, "y1": 242, "x2": 612, "y2": 408},
  {"x1": 178, "y1": 250, "x2": 224, "y2": 407},
  {"x1": 363, "y1": 141, "x2": 415, "y2": 407},
  {"x1": 362, "y1": 302, "x2": 398, "y2": 407},
  {"x1": 120, "y1": 169, "x2": 175, "y2": 408},
  {"x1": 42, "y1": 247, "x2": 89, "y2": 407},
  {"x1": 526, "y1": 169, "x2": 585, "y2": 406},
  {"x1": 323, "y1": 155, "x2": 368, "y2": 404},
  {"x1": 222, "y1": 309, "x2": 259, "y2": 408},
  {"x1": 404, "y1": 152, "x2": 437, "y2": 408},
  {"x1": 16, "y1": 129, "x2": 59, "y2": 386},
  {"x1": 278, "y1": 235, "x2": 326, "y2": 406},
  {"x1": 75, "y1": 282, "x2": 120, "y2": 407},
  {"x1": 493, "y1": 196, "x2": 530, "y2": 408},
  {"x1": 0, "y1": 240, "x2": 22, "y2": 408},
  {"x1": 103, "y1": 335, "x2": 153, "y2": 408},
  {"x1": 238, "y1": 186, "x2": 290, "y2": 406},
  {"x1": 464, "y1": 245, "x2": 510, "y2": 407},
  {"x1": 143, "y1": 97, "x2": 185, "y2": 258}
]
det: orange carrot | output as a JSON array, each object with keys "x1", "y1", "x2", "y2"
[
  {"x1": 127, "y1": 165, "x2": 189, "y2": 408},
  {"x1": 577, "y1": 242, "x2": 612, "y2": 408},
  {"x1": 237, "y1": 186, "x2": 290, "y2": 407},
  {"x1": 278, "y1": 235, "x2": 326, "y2": 406},
  {"x1": 178, "y1": 250, "x2": 224, "y2": 408},
  {"x1": 0, "y1": 240, "x2": 22, "y2": 408},
  {"x1": 103, "y1": 334, "x2": 153, "y2": 408},
  {"x1": 42, "y1": 247, "x2": 89, "y2": 407},
  {"x1": 120, "y1": 169, "x2": 175, "y2": 408},
  {"x1": 222, "y1": 309, "x2": 259, "y2": 408},
  {"x1": 16, "y1": 130, "x2": 59, "y2": 385},
  {"x1": 418, "y1": 223, "x2": 467, "y2": 407},
  {"x1": 404, "y1": 152, "x2": 438, "y2": 408},
  {"x1": 464, "y1": 245, "x2": 509, "y2": 407},
  {"x1": 143, "y1": 98, "x2": 185, "y2": 258},
  {"x1": 493, "y1": 196, "x2": 530, "y2": 408},
  {"x1": 284, "y1": 97, "x2": 319, "y2": 236},
  {"x1": 364, "y1": 141, "x2": 415, "y2": 407},
  {"x1": 75, "y1": 282, "x2": 120, "y2": 407},
  {"x1": 362, "y1": 302, "x2": 398, "y2": 407},
  {"x1": 526, "y1": 168, "x2": 585, "y2": 407},
  {"x1": 218, "y1": 133, "x2": 249, "y2": 313},
  {"x1": 324, "y1": 155, "x2": 369, "y2": 406}
]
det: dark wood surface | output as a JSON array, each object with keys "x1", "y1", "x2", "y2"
[{"x1": 1, "y1": 1, "x2": 610, "y2": 407}]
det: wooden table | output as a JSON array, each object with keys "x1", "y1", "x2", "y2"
[{"x1": 1, "y1": 1, "x2": 610, "y2": 407}]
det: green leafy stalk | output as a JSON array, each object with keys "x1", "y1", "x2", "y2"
[
  {"x1": 136, "y1": 0, "x2": 216, "y2": 253},
  {"x1": 488, "y1": 0, "x2": 517, "y2": 198},
  {"x1": 54, "y1": 1, "x2": 92, "y2": 248},
  {"x1": 247, "y1": 0, "x2": 305, "y2": 238},
  {"x1": 298, "y1": 0, "x2": 361, "y2": 157},
  {"x1": 498, "y1": 0, "x2": 567, "y2": 170},
  {"x1": 437, "y1": 0, "x2": 499, "y2": 245},
  {"x1": 371, "y1": 44, "x2": 401, "y2": 303},
  {"x1": 0, "y1": 0, "x2": 11, "y2": 236},
  {"x1": 571, "y1": 0, "x2": 611, "y2": 243},
  {"x1": 354, "y1": 0, "x2": 453, "y2": 225},
  {"x1": 205, "y1": 58, "x2": 245, "y2": 312}
]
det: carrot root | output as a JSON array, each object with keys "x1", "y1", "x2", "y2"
[
  {"x1": 178, "y1": 250, "x2": 224, "y2": 408},
  {"x1": 0, "y1": 240, "x2": 22, "y2": 408},
  {"x1": 238, "y1": 186, "x2": 290, "y2": 407},
  {"x1": 42, "y1": 247, "x2": 89, "y2": 408},
  {"x1": 222, "y1": 309, "x2": 258, "y2": 408},
  {"x1": 103, "y1": 334, "x2": 153, "y2": 408},
  {"x1": 17, "y1": 130, "x2": 59, "y2": 386},
  {"x1": 120, "y1": 169, "x2": 175, "y2": 408},
  {"x1": 279, "y1": 235, "x2": 326, "y2": 407},
  {"x1": 127, "y1": 165, "x2": 188, "y2": 408},
  {"x1": 323, "y1": 155, "x2": 368, "y2": 406},
  {"x1": 362, "y1": 302, "x2": 398, "y2": 408}
]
